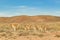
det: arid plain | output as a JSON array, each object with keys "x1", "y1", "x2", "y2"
[{"x1": 0, "y1": 15, "x2": 60, "y2": 40}]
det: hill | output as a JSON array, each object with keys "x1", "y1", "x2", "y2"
[{"x1": 0, "y1": 15, "x2": 60, "y2": 23}]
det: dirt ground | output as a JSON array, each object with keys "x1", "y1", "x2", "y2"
[{"x1": 0, "y1": 35, "x2": 60, "y2": 40}]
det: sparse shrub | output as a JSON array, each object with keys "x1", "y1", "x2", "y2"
[
  {"x1": 18, "y1": 31, "x2": 29, "y2": 36},
  {"x1": 55, "y1": 35, "x2": 60, "y2": 37},
  {"x1": 37, "y1": 34, "x2": 44, "y2": 37},
  {"x1": 0, "y1": 22, "x2": 60, "y2": 38}
]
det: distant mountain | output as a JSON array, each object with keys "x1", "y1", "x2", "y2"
[{"x1": 0, "y1": 15, "x2": 60, "y2": 23}]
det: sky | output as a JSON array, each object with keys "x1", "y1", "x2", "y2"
[{"x1": 0, "y1": 0, "x2": 60, "y2": 17}]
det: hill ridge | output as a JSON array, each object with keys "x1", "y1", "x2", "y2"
[{"x1": 0, "y1": 15, "x2": 60, "y2": 23}]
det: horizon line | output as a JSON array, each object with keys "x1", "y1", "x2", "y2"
[{"x1": 0, "y1": 15, "x2": 60, "y2": 17}]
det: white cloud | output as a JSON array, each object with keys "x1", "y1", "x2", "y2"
[
  {"x1": 0, "y1": 6, "x2": 60, "y2": 17},
  {"x1": 0, "y1": 12, "x2": 10, "y2": 17},
  {"x1": 14, "y1": 6, "x2": 41, "y2": 15}
]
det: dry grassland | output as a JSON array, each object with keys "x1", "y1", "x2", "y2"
[{"x1": 0, "y1": 22, "x2": 60, "y2": 40}]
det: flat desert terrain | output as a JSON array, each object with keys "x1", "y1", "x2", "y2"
[{"x1": 0, "y1": 15, "x2": 60, "y2": 40}]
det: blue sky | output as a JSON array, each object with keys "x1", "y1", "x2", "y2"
[{"x1": 0, "y1": 0, "x2": 60, "y2": 17}]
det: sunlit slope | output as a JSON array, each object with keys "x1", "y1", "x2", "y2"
[{"x1": 0, "y1": 15, "x2": 60, "y2": 23}]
